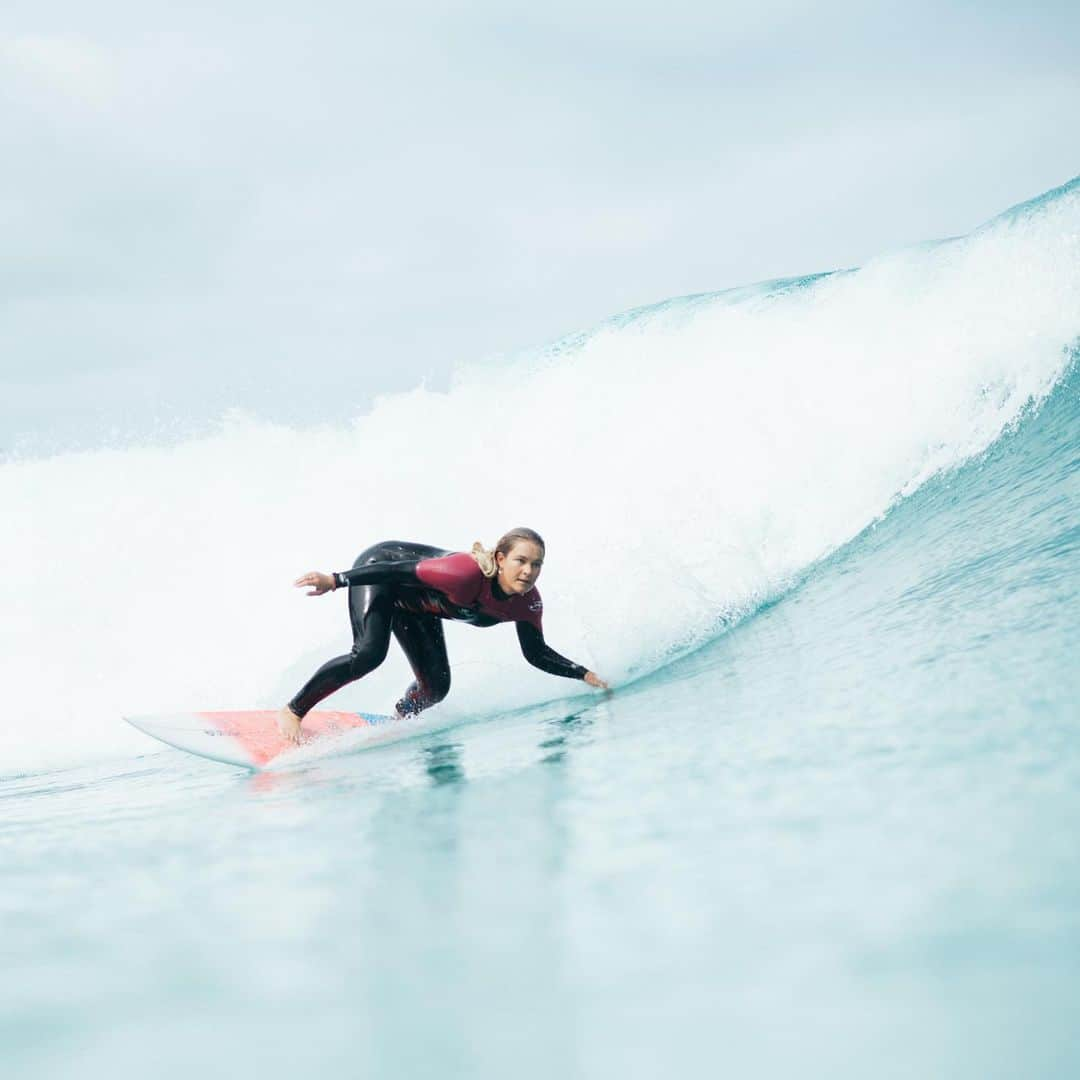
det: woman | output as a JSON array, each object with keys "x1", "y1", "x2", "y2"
[{"x1": 277, "y1": 527, "x2": 608, "y2": 741}]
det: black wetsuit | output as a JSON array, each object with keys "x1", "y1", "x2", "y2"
[{"x1": 288, "y1": 541, "x2": 588, "y2": 718}]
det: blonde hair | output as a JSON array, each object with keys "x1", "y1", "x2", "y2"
[{"x1": 471, "y1": 527, "x2": 546, "y2": 578}]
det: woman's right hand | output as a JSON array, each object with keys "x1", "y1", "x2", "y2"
[
  {"x1": 584, "y1": 671, "x2": 610, "y2": 690},
  {"x1": 294, "y1": 571, "x2": 337, "y2": 596}
]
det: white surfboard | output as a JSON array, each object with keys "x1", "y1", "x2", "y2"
[{"x1": 125, "y1": 709, "x2": 399, "y2": 770}]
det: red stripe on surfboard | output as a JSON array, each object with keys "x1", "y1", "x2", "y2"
[{"x1": 199, "y1": 710, "x2": 378, "y2": 768}]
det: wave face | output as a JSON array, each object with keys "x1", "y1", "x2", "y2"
[{"x1": 4, "y1": 178, "x2": 1079, "y2": 774}]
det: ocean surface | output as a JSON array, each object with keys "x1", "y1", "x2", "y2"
[{"x1": 3, "y1": 178, "x2": 1079, "y2": 1078}]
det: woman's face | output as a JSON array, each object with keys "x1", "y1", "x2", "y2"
[{"x1": 495, "y1": 540, "x2": 544, "y2": 595}]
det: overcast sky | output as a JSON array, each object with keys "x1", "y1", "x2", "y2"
[{"x1": 3, "y1": 1, "x2": 1078, "y2": 451}]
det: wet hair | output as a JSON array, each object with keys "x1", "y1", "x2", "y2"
[{"x1": 471, "y1": 527, "x2": 546, "y2": 578}]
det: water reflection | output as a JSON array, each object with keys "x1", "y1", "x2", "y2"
[
  {"x1": 421, "y1": 742, "x2": 465, "y2": 787},
  {"x1": 538, "y1": 708, "x2": 593, "y2": 766}
]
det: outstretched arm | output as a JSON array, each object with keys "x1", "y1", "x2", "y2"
[
  {"x1": 516, "y1": 622, "x2": 609, "y2": 688},
  {"x1": 295, "y1": 551, "x2": 481, "y2": 597},
  {"x1": 294, "y1": 559, "x2": 422, "y2": 596}
]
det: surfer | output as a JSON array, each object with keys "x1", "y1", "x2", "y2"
[{"x1": 277, "y1": 528, "x2": 608, "y2": 742}]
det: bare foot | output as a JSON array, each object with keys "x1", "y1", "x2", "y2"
[{"x1": 276, "y1": 706, "x2": 302, "y2": 743}]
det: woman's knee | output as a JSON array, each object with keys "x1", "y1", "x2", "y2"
[
  {"x1": 426, "y1": 668, "x2": 451, "y2": 704},
  {"x1": 396, "y1": 670, "x2": 451, "y2": 716}
]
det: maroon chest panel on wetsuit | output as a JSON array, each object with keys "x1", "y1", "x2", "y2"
[{"x1": 402, "y1": 552, "x2": 544, "y2": 628}]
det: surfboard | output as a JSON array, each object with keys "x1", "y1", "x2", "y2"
[{"x1": 124, "y1": 709, "x2": 398, "y2": 770}]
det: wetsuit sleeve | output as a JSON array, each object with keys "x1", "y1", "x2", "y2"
[
  {"x1": 333, "y1": 552, "x2": 483, "y2": 603},
  {"x1": 333, "y1": 559, "x2": 422, "y2": 589},
  {"x1": 516, "y1": 622, "x2": 588, "y2": 680}
]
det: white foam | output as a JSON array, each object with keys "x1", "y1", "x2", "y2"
[{"x1": 4, "y1": 182, "x2": 1078, "y2": 774}]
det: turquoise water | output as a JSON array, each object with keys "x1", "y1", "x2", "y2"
[{"x1": 3, "y1": 181, "x2": 1079, "y2": 1077}]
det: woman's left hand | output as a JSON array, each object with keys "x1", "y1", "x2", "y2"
[{"x1": 584, "y1": 671, "x2": 609, "y2": 690}]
